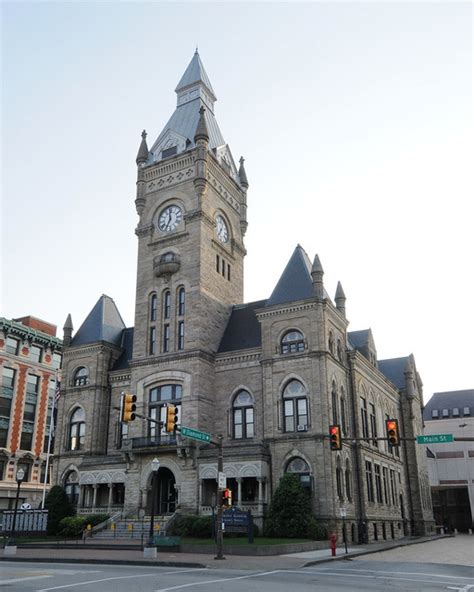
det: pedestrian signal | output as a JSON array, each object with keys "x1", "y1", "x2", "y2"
[
  {"x1": 329, "y1": 425, "x2": 342, "y2": 451},
  {"x1": 386, "y1": 419, "x2": 400, "y2": 447},
  {"x1": 222, "y1": 488, "x2": 232, "y2": 508},
  {"x1": 122, "y1": 393, "x2": 137, "y2": 422}
]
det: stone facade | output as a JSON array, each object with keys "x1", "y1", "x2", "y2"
[{"x1": 52, "y1": 51, "x2": 435, "y2": 541}]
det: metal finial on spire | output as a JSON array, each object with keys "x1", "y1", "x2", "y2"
[
  {"x1": 141, "y1": 130, "x2": 147, "y2": 139},
  {"x1": 238, "y1": 156, "x2": 249, "y2": 189},
  {"x1": 136, "y1": 129, "x2": 149, "y2": 165},
  {"x1": 194, "y1": 106, "x2": 209, "y2": 142},
  {"x1": 195, "y1": 45, "x2": 199, "y2": 54}
]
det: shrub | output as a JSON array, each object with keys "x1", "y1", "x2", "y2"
[
  {"x1": 59, "y1": 516, "x2": 84, "y2": 537},
  {"x1": 264, "y1": 473, "x2": 319, "y2": 539},
  {"x1": 44, "y1": 486, "x2": 74, "y2": 535},
  {"x1": 82, "y1": 514, "x2": 109, "y2": 527},
  {"x1": 168, "y1": 514, "x2": 212, "y2": 538}
]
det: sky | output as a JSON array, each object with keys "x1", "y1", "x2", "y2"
[{"x1": 1, "y1": 1, "x2": 472, "y2": 405}]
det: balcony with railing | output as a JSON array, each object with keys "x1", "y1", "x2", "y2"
[{"x1": 121, "y1": 434, "x2": 177, "y2": 452}]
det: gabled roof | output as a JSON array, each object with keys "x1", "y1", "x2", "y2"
[
  {"x1": 423, "y1": 390, "x2": 474, "y2": 421},
  {"x1": 348, "y1": 329, "x2": 372, "y2": 350},
  {"x1": 266, "y1": 245, "x2": 314, "y2": 307},
  {"x1": 71, "y1": 295, "x2": 125, "y2": 347},
  {"x1": 112, "y1": 327, "x2": 134, "y2": 370},
  {"x1": 378, "y1": 357, "x2": 410, "y2": 390},
  {"x1": 218, "y1": 300, "x2": 266, "y2": 353}
]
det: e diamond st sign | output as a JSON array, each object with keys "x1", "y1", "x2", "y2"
[
  {"x1": 180, "y1": 426, "x2": 211, "y2": 443},
  {"x1": 416, "y1": 434, "x2": 454, "y2": 444}
]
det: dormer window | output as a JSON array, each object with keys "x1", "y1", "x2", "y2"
[
  {"x1": 452, "y1": 408, "x2": 460, "y2": 417},
  {"x1": 73, "y1": 367, "x2": 89, "y2": 387},
  {"x1": 161, "y1": 146, "x2": 177, "y2": 159},
  {"x1": 281, "y1": 330, "x2": 305, "y2": 354},
  {"x1": 463, "y1": 407, "x2": 471, "y2": 416},
  {"x1": 442, "y1": 409, "x2": 449, "y2": 417},
  {"x1": 431, "y1": 409, "x2": 439, "y2": 419}
]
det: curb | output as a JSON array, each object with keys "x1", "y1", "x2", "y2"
[{"x1": 0, "y1": 556, "x2": 207, "y2": 569}]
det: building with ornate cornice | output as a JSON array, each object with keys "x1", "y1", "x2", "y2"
[
  {"x1": 0, "y1": 316, "x2": 62, "y2": 513},
  {"x1": 52, "y1": 51, "x2": 434, "y2": 542}
]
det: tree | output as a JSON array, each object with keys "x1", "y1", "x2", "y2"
[
  {"x1": 264, "y1": 473, "x2": 323, "y2": 539},
  {"x1": 44, "y1": 485, "x2": 74, "y2": 535}
]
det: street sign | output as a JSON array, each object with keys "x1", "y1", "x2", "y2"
[
  {"x1": 180, "y1": 426, "x2": 211, "y2": 443},
  {"x1": 416, "y1": 434, "x2": 454, "y2": 444},
  {"x1": 218, "y1": 471, "x2": 227, "y2": 490}
]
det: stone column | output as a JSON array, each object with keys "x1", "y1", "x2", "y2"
[
  {"x1": 78, "y1": 485, "x2": 85, "y2": 508},
  {"x1": 108, "y1": 482, "x2": 113, "y2": 510},
  {"x1": 257, "y1": 478, "x2": 264, "y2": 503},
  {"x1": 236, "y1": 478, "x2": 242, "y2": 505},
  {"x1": 92, "y1": 484, "x2": 98, "y2": 509}
]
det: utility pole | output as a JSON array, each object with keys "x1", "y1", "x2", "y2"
[{"x1": 214, "y1": 434, "x2": 225, "y2": 560}]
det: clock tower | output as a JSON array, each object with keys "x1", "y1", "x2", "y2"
[{"x1": 132, "y1": 50, "x2": 249, "y2": 361}]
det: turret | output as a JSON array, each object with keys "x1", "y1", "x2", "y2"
[
  {"x1": 135, "y1": 130, "x2": 148, "y2": 217},
  {"x1": 335, "y1": 281, "x2": 346, "y2": 317},
  {"x1": 135, "y1": 129, "x2": 149, "y2": 166},
  {"x1": 63, "y1": 314, "x2": 73, "y2": 347},
  {"x1": 311, "y1": 254, "x2": 324, "y2": 301},
  {"x1": 238, "y1": 157, "x2": 249, "y2": 236},
  {"x1": 194, "y1": 106, "x2": 209, "y2": 201}
]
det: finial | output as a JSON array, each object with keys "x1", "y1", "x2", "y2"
[
  {"x1": 195, "y1": 45, "x2": 199, "y2": 54},
  {"x1": 136, "y1": 129, "x2": 149, "y2": 165},
  {"x1": 141, "y1": 130, "x2": 147, "y2": 139},
  {"x1": 194, "y1": 106, "x2": 209, "y2": 142},
  {"x1": 238, "y1": 156, "x2": 249, "y2": 189},
  {"x1": 199, "y1": 106, "x2": 205, "y2": 115}
]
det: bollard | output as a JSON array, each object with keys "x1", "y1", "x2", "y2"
[
  {"x1": 330, "y1": 532, "x2": 337, "y2": 557},
  {"x1": 454, "y1": 528, "x2": 458, "y2": 536},
  {"x1": 440, "y1": 527, "x2": 444, "y2": 535},
  {"x1": 468, "y1": 529, "x2": 472, "y2": 535}
]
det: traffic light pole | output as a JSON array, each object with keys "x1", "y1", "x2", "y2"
[{"x1": 214, "y1": 434, "x2": 225, "y2": 560}]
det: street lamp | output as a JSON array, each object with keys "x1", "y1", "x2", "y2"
[
  {"x1": 148, "y1": 458, "x2": 160, "y2": 546},
  {"x1": 9, "y1": 468, "x2": 26, "y2": 545}
]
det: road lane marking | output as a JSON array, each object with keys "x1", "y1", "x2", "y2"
[
  {"x1": 447, "y1": 586, "x2": 474, "y2": 591},
  {"x1": 314, "y1": 567, "x2": 474, "y2": 580},
  {"x1": 0, "y1": 575, "x2": 51, "y2": 585},
  {"x1": 284, "y1": 569, "x2": 466, "y2": 587},
  {"x1": 154, "y1": 570, "x2": 280, "y2": 592},
  {"x1": 36, "y1": 568, "x2": 205, "y2": 591}
]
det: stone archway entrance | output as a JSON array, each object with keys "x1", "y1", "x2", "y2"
[{"x1": 148, "y1": 467, "x2": 177, "y2": 515}]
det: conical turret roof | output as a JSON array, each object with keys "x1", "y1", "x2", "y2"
[{"x1": 72, "y1": 295, "x2": 125, "y2": 346}]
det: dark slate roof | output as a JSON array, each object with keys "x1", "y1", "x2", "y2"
[
  {"x1": 378, "y1": 357, "x2": 410, "y2": 390},
  {"x1": 266, "y1": 245, "x2": 314, "y2": 307},
  {"x1": 72, "y1": 295, "x2": 126, "y2": 347},
  {"x1": 112, "y1": 328, "x2": 134, "y2": 370},
  {"x1": 348, "y1": 330, "x2": 371, "y2": 350},
  {"x1": 218, "y1": 300, "x2": 266, "y2": 353},
  {"x1": 423, "y1": 390, "x2": 474, "y2": 421},
  {"x1": 175, "y1": 50, "x2": 216, "y2": 98}
]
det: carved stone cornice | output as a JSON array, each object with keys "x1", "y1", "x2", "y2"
[
  {"x1": 143, "y1": 154, "x2": 195, "y2": 194},
  {"x1": 256, "y1": 300, "x2": 318, "y2": 319},
  {"x1": 215, "y1": 349, "x2": 261, "y2": 367},
  {"x1": 130, "y1": 349, "x2": 215, "y2": 369}
]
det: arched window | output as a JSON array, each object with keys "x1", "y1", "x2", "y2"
[
  {"x1": 177, "y1": 287, "x2": 185, "y2": 316},
  {"x1": 64, "y1": 470, "x2": 80, "y2": 506},
  {"x1": 149, "y1": 384, "x2": 182, "y2": 440},
  {"x1": 336, "y1": 457, "x2": 343, "y2": 500},
  {"x1": 232, "y1": 390, "x2": 254, "y2": 439},
  {"x1": 337, "y1": 339, "x2": 343, "y2": 361},
  {"x1": 73, "y1": 367, "x2": 89, "y2": 387},
  {"x1": 328, "y1": 331, "x2": 335, "y2": 355},
  {"x1": 286, "y1": 457, "x2": 311, "y2": 490},
  {"x1": 150, "y1": 293, "x2": 158, "y2": 321},
  {"x1": 163, "y1": 290, "x2": 171, "y2": 319},
  {"x1": 283, "y1": 380, "x2": 308, "y2": 432},
  {"x1": 281, "y1": 330, "x2": 305, "y2": 354},
  {"x1": 340, "y1": 387, "x2": 347, "y2": 435},
  {"x1": 69, "y1": 407, "x2": 85, "y2": 451},
  {"x1": 331, "y1": 381, "x2": 338, "y2": 425},
  {"x1": 345, "y1": 459, "x2": 352, "y2": 501}
]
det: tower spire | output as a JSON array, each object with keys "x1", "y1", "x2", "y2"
[{"x1": 136, "y1": 130, "x2": 149, "y2": 165}]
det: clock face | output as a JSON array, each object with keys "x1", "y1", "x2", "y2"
[
  {"x1": 158, "y1": 205, "x2": 183, "y2": 232},
  {"x1": 216, "y1": 215, "x2": 229, "y2": 243}
]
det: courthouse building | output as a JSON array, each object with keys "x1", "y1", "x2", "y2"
[
  {"x1": 53, "y1": 51, "x2": 434, "y2": 541},
  {"x1": 0, "y1": 316, "x2": 62, "y2": 513}
]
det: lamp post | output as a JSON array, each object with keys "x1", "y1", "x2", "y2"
[
  {"x1": 10, "y1": 468, "x2": 26, "y2": 546},
  {"x1": 148, "y1": 458, "x2": 160, "y2": 546}
]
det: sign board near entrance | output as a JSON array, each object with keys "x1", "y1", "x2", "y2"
[
  {"x1": 416, "y1": 434, "x2": 454, "y2": 444},
  {"x1": 180, "y1": 426, "x2": 211, "y2": 443},
  {"x1": 218, "y1": 472, "x2": 227, "y2": 490}
]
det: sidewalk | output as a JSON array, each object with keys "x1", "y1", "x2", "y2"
[{"x1": 0, "y1": 535, "x2": 452, "y2": 570}]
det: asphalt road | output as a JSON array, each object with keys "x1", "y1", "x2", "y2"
[{"x1": 0, "y1": 561, "x2": 473, "y2": 592}]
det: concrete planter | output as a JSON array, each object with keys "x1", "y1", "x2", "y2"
[{"x1": 143, "y1": 546, "x2": 157, "y2": 559}]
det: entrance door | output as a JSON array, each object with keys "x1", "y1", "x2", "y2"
[{"x1": 157, "y1": 467, "x2": 176, "y2": 515}]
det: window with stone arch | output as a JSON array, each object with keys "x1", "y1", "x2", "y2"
[
  {"x1": 331, "y1": 380, "x2": 338, "y2": 425},
  {"x1": 148, "y1": 384, "x2": 182, "y2": 439},
  {"x1": 337, "y1": 338, "x2": 343, "y2": 361},
  {"x1": 336, "y1": 456, "x2": 343, "y2": 500},
  {"x1": 280, "y1": 329, "x2": 305, "y2": 354},
  {"x1": 340, "y1": 386, "x2": 347, "y2": 435},
  {"x1": 345, "y1": 459, "x2": 352, "y2": 501},
  {"x1": 328, "y1": 331, "x2": 335, "y2": 355},
  {"x1": 282, "y1": 379, "x2": 308, "y2": 432},
  {"x1": 232, "y1": 390, "x2": 254, "y2": 439},
  {"x1": 68, "y1": 407, "x2": 85, "y2": 451},
  {"x1": 150, "y1": 292, "x2": 158, "y2": 322},
  {"x1": 286, "y1": 456, "x2": 311, "y2": 491},
  {"x1": 64, "y1": 470, "x2": 80, "y2": 506},
  {"x1": 177, "y1": 286, "x2": 185, "y2": 317},
  {"x1": 73, "y1": 367, "x2": 89, "y2": 387}
]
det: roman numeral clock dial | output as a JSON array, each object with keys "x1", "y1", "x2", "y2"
[
  {"x1": 157, "y1": 205, "x2": 183, "y2": 232},
  {"x1": 216, "y1": 215, "x2": 229, "y2": 243}
]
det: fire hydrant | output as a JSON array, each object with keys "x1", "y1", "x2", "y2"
[{"x1": 330, "y1": 532, "x2": 337, "y2": 557}]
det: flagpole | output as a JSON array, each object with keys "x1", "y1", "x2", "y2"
[{"x1": 41, "y1": 377, "x2": 60, "y2": 509}]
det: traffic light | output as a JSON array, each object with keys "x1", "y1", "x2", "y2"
[
  {"x1": 386, "y1": 419, "x2": 400, "y2": 447},
  {"x1": 165, "y1": 404, "x2": 178, "y2": 433},
  {"x1": 329, "y1": 424, "x2": 342, "y2": 451},
  {"x1": 122, "y1": 393, "x2": 137, "y2": 422},
  {"x1": 222, "y1": 488, "x2": 232, "y2": 508}
]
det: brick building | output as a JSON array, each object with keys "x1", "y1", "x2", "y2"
[
  {"x1": 0, "y1": 316, "x2": 62, "y2": 513},
  {"x1": 53, "y1": 51, "x2": 434, "y2": 542}
]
